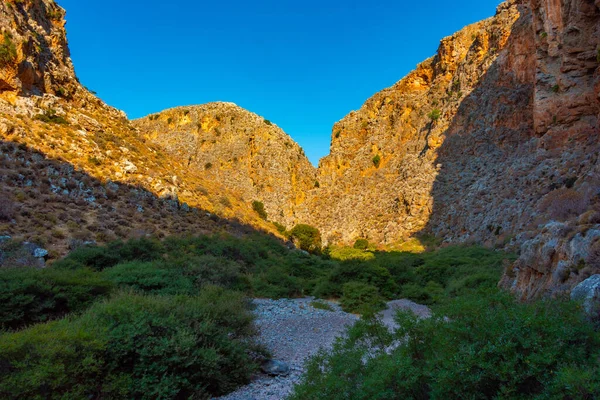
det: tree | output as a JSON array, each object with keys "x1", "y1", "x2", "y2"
[{"x1": 290, "y1": 224, "x2": 322, "y2": 253}]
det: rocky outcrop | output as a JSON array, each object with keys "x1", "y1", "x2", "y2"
[
  {"x1": 133, "y1": 103, "x2": 316, "y2": 228},
  {"x1": 571, "y1": 274, "x2": 600, "y2": 317}
]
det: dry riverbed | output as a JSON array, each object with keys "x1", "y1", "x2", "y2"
[{"x1": 215, "y1": 298, "x2": 429, "y2": 400}]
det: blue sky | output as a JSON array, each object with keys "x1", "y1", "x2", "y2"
[{"x1": 58, "y1": 0, "x2": 501, "y2": 165}]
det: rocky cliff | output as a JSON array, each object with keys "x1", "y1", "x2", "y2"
[
  {"x1": 297, "y1": 0, "x2": 599, "y2": 299},
  {"x1": 133, "y1": 103, "x2": 316, "y2": 228},
  {"x1": 0, "y1": 0, "x2": 282, "y2": 257}
]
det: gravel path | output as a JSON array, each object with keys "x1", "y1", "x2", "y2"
[
  {"x1": 215, "y1": 298, "x2": 358, "y2": 400},
  {"x1": 215, "y1": 298, "x2": 430, "y2": 400}
]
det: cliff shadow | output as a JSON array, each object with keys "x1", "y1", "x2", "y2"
[{"x1": 0, "y1": 140, "x2": 277, "y2": 260}]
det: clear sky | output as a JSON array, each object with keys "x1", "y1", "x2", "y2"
[{"x1": 57, "y1": 0, "x2": 501, "y2": 165}]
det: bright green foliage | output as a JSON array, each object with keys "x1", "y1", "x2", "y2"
[
  {"x1": 339, "y1": 282, "x2": 385, "y2": 314},
  {"x1": 427, "y1": 108, "x2": 441, "y2": 121},
  {"x1": 0, "y1": 288, "x2": 265, "y2": 399},
  {"x1": 372, "y1": 154, "x2": 381, "y2": 168},
  {"x1": 353, "y1": 239, "x2": 369, "y2": 250},
  {"x1": 0, "y1": 267, "x2": 112, "y2": 330},
  {"x1": 290, "y1": 224, "x2": 322, "y2": 253},
  {"x1": 0, "y1": 32, "x2": 16, "y2": 67},
  {"x1": 291, "y1": 292, "x2": 600, "y2": 400},
  {"x1": 252, "y1": 200, "x2": 268, "y2": 220}
]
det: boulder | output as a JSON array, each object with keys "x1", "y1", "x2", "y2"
[
  {"x1": 570, "y1": 275, "x2": 600, "y2": 317},
  {"x1": 261, "y1": 359, "x2": 290, "y2": 376}
]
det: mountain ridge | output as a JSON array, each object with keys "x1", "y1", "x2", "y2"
[{"x1": 0, "y1": 0, "x2": 598, "y2": 300}]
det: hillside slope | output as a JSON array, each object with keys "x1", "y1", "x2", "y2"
[
  {"x1": 133, "y1": 103, "x2": 316, "y2": 228},
  {"x1": 0, "y1": 0, "x2": 282, "y2": 257}
]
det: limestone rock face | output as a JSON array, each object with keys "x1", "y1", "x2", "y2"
[
  {"x1": 296, "y1": 1, "x2": 531, "y2": 245},
  {"x1": 296, "y1": 0, "x2": 599, "y2": 299},
  {"x1": 0, "y1": 0, "x2": 74, "y2": 96},
  {"x1": 133, "y1": 104, "x2": 316, "y2": 228}
]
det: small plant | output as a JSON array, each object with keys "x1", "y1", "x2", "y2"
[
  {"x1": 334, "y1": 130, "x2": 341, "y2": 138},
  {"x1": 219, "y1": 196, "x2": 232, "y2": 208},
  {"x1": 372, "y1": 154, "x2": 381, "y2": 168},
  {"x1": 264, "y1": 119, "x2": 272, "y2": 126},
  {"x1": 353, "y1": 239, "x2": 369, "y2": 250},
  {"x1": 33, "y1": 109, "x2": 69, "y2": 124},
  {"x1": 552, "y1": 84, "x2": 560, "y2": 93},
  {"x1": 540, "y1": 31, "x2": 548, "y2": 38},
  {"x1": 167, "y1": 117, "x2": 174, "y2": 124},
  {"x1": 252, "y1": 200, "x2": 268, "y2": 220},
  {"x1": 273, "y1": 221, "x2": 287, "y2": 236},
  {"x1": 314, "y1": 180, "x2": 320, "y2": 188},
  {"x1": 428, "y1": 108, "x2": 441, "y2": 121},
  {"x1": 0, "y1": 32, "x2": 17, "y2": 67},
  {"x1": 204, "y1": 162, "x2": 213, "y2": 170},
  {"x1": 88, "y1": 157, "x2": 102, "y2": 166},
  {"x1": 310, "y1": 301, "x2": 334, "y2": 312}
]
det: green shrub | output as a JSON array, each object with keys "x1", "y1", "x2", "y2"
[
  {"x1": 316, "y1": 261, "x2": 398, "y2": 299},
  {"x1": 264, "y1": 119, "x2": 272, "y2": 126},
  {"x1": 33, "y1": 109, "x2": 69, "y2": 125},
  {"x1": 372, "y1": 154, "x2": 381, "y2": 168},
  {"x1": 0, "y1": 267, "x2": 112, "y2": 331},
  {"x1": 273, "y1": 221, "x2": 288, "y2": 236},
  {"x1": 353, "y1": 239, "x2": 369, "y2": 250},
  {"x1": 102, "y1": 261, "x2": 195, "y2": 295},
  {"x1": 0, "y1": 288, "x2": 266, "y2": 399},
  {"x1": 427, "y1": 108, "x2": 441, "y2": 121},
  {"x1": 310, "y1": 301, "x2": 334, "y2": 311},
  {"x1": 0, "y1": 32, "x2": 17, "y2": 67},
  {"x1": 291, "y1": 292, "x2": 600, "y2": 400},
  {"x1": 252, "y1": 200, "x2": 268, "y2": 220},
  {"x1": 290, "y1": 224, "x2": 322, "y2": 253},
  {"x1": 339, "y1": 282, "x2": 385, "y2": 314},
  {"x1": 53, "y1": 238, "x2": 163, "y2": 271}
]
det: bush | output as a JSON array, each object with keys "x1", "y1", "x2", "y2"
[
  {"x1": 0, "y1": 192, "x2": 15, "y2": 221},
  {"x1": 427, "y1": 108, "x2": 441, "y2": 121},
  {"x1": 53, "y1": 238, "x2": 163, "y2": 271},
  {"x1": 102, "y1": 260, "x2": 195, "y2": 295},
  {"x1": 353, "y1": 239, "x2": 369, "y2": 250},
  {"x1": 339, "y1": 282, "x2": 385, "y2": 314},
  {"x1": 290, "y1": 224, "x2": 322, "y2": 253},
  {"x1": 372, "y1": 155, "x2": 381, "y2": 168},
  {"x1": 538, "y1": 188, "x2": 589, "y2": 220},
  {"x1": 0, "y1": 288, "x2": 266, "y2": 399},
  {"x1": 252, "y1": 200, "x2": 268, "y2": 220},
  {"x1": 291, "y1": 292, "x2": 600, "y2": 399},
  {"x1": 33, "y1": 109, "x2": 69, "y2": 125},
  {"x1": 0, "y1": 267, "x2": 113, "y2": 330},
  {"x1": 0, "y1": 32, "x2": 16, "y2": 67}
]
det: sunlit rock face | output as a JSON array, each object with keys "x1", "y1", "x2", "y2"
[
  {"x1": 297, "y1": 0, "x2": 599, "y2": 299},
  {"x1": 133, "y1": 103, "x2": 317, "y2": 229}
]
